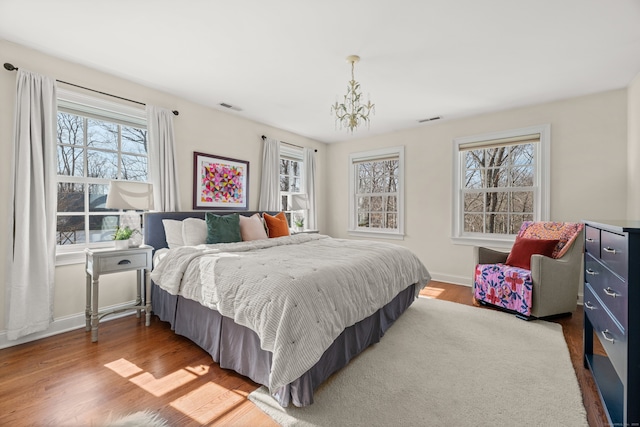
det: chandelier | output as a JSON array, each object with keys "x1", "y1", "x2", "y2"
[{"x1": 331, "y1": 55, "x2": 375, "y2": 133}]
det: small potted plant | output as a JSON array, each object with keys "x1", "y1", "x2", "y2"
[
  {"x1": 294, "y1": 216, "x2": 305, "y2": 233},
  {"x1": 113, "y1": 225, "x2": 137, "y2": 249}
]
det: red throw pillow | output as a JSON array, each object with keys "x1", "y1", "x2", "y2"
[
  {"x1": 263, "y1": 212, "x2": 291, "y2": 238},
  {"x1": 505, "y1": 237, "x2": 559, "y2": 270}
]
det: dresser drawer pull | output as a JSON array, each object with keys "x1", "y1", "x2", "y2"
[
  {"x1": 603, "y1": 287, "x2": 617, "y2": 298},
  {"x1": 601, "y1": 329, "x2": 615, "y2": 343},
  {"x1": 586, "y1": 268, "x2": 598, "y2": 276},
  {"x1": 584, "y1": 301, "x2": 596, "y2": 310},
  {"x1": 603, "y1": 246, "x2": 618, "y2": 254},
  {"x1": 586, "y1": 238, "x2": 595, "y2": 242},
  {"x1": 118, "y1": 259, "x2": 132, "y2": 265}
]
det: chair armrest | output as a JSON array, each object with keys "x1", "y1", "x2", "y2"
[{"x1": 475, "y1": 246, "x2": 509, "y2": 265}]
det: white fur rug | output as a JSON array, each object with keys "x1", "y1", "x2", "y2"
[
  {"x1": 103, "y1": 410, "x2": 169, "y2": 427},
  {"x1": 249, "y1": 298, "x2": 588, "y2": 426}
]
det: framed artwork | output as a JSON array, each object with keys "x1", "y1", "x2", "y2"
[{"x1": 193, "y1": 152, "x2": 249, "y2": 210}]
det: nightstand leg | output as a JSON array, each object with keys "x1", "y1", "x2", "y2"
[
  {"x1": 135, "y1": 270, "x2": 142, "y2": 319},
  {"x1": 145, "y1": 269, "x2": 152, "y2": 327},
  {"x1": 85, "y1": 272, "x2": 91, "y2": 331},
  {"x1": 91, "y1": 276, "x2": 99, "y2": 342}
]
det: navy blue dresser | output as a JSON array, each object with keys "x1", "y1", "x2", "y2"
[{"x1": 583, "y1": 220, "x2": 640, "y2": 426}]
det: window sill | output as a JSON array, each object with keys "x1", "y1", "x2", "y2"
[
  {"x1": 348, "y1": 229, "x2": 405, "y2": 240},
  {"x1": 451, "y1": 235, "x2": 515, "y2": 249}
]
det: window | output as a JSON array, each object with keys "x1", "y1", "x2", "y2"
[
  {"x1": 348, "y1": 146, "x2": 404, "y2": 239},
  {"x1": 279, "y1": 145, "x2": 304, "y2": 227},
  {"x1": 56, "y1": 89, "x2": 148, "y2": 262},
  {"x1": 452, "y1": 124, "x2": 550, "y2": 246}
]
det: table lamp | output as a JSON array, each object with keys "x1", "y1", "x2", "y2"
[{"x1": 106, "y1": 180, "x2": 154, "y2": 247}]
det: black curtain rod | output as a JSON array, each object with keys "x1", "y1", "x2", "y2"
[
  {"x1": 262, "y1": 135, "x2": 317, "y2": 152},
  {"x1": 4, "y1": 62, "x2": 179, "y2": 116}
]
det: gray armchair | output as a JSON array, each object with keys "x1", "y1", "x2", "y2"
[{"x1": 473, "y1": 226, "x2": 584, "y2": 319}]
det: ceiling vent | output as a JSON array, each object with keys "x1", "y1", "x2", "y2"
[
  {"x1": 418, "y1": 116, "x2": 441, "y2": 123},
  {"x1": 219, "y1": 102, "x2": 243, "y2": 112}
]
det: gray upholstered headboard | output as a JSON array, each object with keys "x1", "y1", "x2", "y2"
[{"x1": 143, "y1": 211, "x2": 277, "y2": 252}]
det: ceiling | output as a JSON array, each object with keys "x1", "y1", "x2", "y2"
[{"x1": 2, "y1": 0, "x2": 640, "y2": 143}]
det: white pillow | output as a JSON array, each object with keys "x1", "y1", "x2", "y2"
[
  {"x1": 162, "y1": 219, "x2": 184, "y2": 249},
  {"x1": 182, "y1": 218, "x2": 207, "y2": 246},
  {"x1": 239, "y1": 213, "x2": 268, "y2": 241}
]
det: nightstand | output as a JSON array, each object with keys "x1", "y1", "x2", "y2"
[{"x1": 85, "y1": 245, "x2": 153, "y2": 342}]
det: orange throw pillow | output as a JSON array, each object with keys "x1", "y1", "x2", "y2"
[
  {"x1": 505, "y1": 237, "x2": 559, "y2": 270},
  {"x1": 263, "y1": 212, "x2": 290, "y2": 238}
]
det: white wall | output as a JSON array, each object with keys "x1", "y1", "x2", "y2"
[
  {"x1": 628, "y1": 72, "x2": 640, "y2": 218},
  {"x1": 0, "y1": 39, "x2": 326, "y2": 342},
  {"x1": 326, "y1": 89, "x2": 628, "y2": 285}
]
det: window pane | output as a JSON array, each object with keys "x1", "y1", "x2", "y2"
[
  {"x1": 281, "y1": 194, "x2": 288, "y2": 211},
  {"x1": 486, "y1": 168, "x2": 509, "y2": 188},
  {"x1": 57, "y1": 113, "x2": 84, "y2": 146},
  {"x1": 465, "y1": 150, "x2": 484, "y2": 169},
  {"x1": 121, "y1": 126, "x2": 147, "y2": 154},
  {"x1": 370, "y1": 213, "x2": 383, "y2": 228},
  {"x1": 485, "y1": 146, "x2": 509, "y2": 168},
  {"x1": 486, "y1": 192, "x2": 509, "y2": 212},
  {"x1": 57, "y1": 182, "x2": 84, "y2": 213},
  {"x1": 57, "y1": 146, "x2": 84, "y2": 176},
  {"x1": 121, "y1": 154, "x2": 148, "y2": 181},
  {"x1": 371, "y1": 196, "x2": 383, "y2": 212},
  {"x1": 464, "y1": 214, "x2": 484, "y2": 233},
  {"x1": 511, "y1": 191, "x2": 534, "y2": 213},
  {"x1": 386, "y1": 195, "x2": 397, "y2": 212},
  {"x1": 87, "y1": 149, "x2": 118, "y2": 179},
  {"x1": 57, "y1": 215, "x2": 85, "y2": 245},
  {"x1": 280, "y1": 175, "x2": 290, "y2": 191},
  {"x1": 358, "y1": 196, "x2": 370, "y2": 210},
  {"x1": 358, "y1": 212, "x2": 369, "y2": 227},
  {"x1": 485, "y1": 213, "x2": 508, "y2": 234},
  {"x1": 511, "y1": 166, "x2": 534, "y2": 187},
  {"x1": 280, "y1": 159, "x2": 289, "y2": 175},
  {"x1": 386, "y1": 213, "x2": 397, "y2": 229},
  {"x1": 291, "y1": 160, "x2": 300, "y2": 177},
  {"x1": 291, "y1": 177, "x2": 300, "y2": 193},
  {"x1": 89, "y1": 214, "x2": 118, "y2": 243},
  {"x1": 87, "y1": 119, "x2": 117, "y2": 150},
  {"x1": 463, "y1": 192, "x2": 484, "y2": 212},
  {"x1": 464, "y1": 169, "x2": 483, "y2": 189},
  {"x1": 511, "y1": 144, "x2": 534, "y2": 166},
  {"x1": 89, "y1": 184, "x2": 111, "y2": 212}
]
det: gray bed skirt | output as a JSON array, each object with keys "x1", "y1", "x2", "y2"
[{"x1": 151, "y1": 283, "x2": 417, "y2": 407}]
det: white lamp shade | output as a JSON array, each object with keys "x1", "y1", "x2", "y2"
[
  {"x1": 106, "y1": 180, "x2": 154, "y2": 211},
  {"x1": 291, "y1": 193, "x2": 309, "y2": 210}
]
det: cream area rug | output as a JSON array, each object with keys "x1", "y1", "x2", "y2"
[{"x1": 249, "y1": 297, "x2": 588, "y2": 427}]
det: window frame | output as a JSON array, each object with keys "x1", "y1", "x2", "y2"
[
  {"x1": 451, "y1": 124, "x2": 550, "y2": 248},
  {"x1": 55, "y1": 89, "x2": 148, "y2": 265},
  {"x1": 279, "y1": 145, "x2": 305, "y2": 228},
  {"x1": 348, "y1": 146, "x2": 405, "y2": 240}
]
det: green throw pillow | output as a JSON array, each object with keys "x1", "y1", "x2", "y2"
[{"x1": 205, "y1": 212, "x2": 242, "y2": 244}]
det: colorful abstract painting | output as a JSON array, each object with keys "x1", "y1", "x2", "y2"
[{"x1": 193, "y1": 152, "x2": 249, "y2": 210}]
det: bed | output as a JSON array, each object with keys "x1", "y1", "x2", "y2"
[{"x1": 144, "y1": 211, "x2": 431, "y2": 407}]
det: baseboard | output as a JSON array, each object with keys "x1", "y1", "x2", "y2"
[
  {"x1": 429, "y1": 272, "x2": 472, "y2": 287},
  {"x1": 0, "y1": 300, "x2": 137, "y2": 350}
]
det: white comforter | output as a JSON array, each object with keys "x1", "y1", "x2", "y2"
[{"x1": 150, "y1": 233, "x2": 431, "y2": 391}]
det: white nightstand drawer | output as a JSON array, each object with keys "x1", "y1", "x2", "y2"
[{"x1": 98, "y1": 253, "x2": 149, "y2": 273}]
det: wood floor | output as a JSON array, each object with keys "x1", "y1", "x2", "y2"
[{"x1": 0, "y1": 281, "x2": 608, "y2": 426}]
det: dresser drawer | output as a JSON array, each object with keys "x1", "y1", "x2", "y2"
[
  {"x1": 601, "y1": 230, "x2": 628, "y2": 281},
  {"x1": 585, "y1": 254, "x2": 627, "y2": 329},
  {"x1": 97, "y1": 253, "x2": 150, "y2": 274},
  {"x1": 584, "y1": 225, "x2": 600, "y2": 258},
  {"x1": 584, "y1": 283, "x2": 628, "y2": 380}
]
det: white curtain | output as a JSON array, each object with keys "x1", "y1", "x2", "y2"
[
  {"x1": 303, "y1": 148, "x2": 317, "y2": 230},
  {"x1": 6, "y1": 70, "x2": 57, "y2": 340},
  {"x1": 258, "y1": 137, "x2": 281, "y2": 211},
  {"x1": 147, "y1": 105, "x2": 180, "y2": 211}
]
